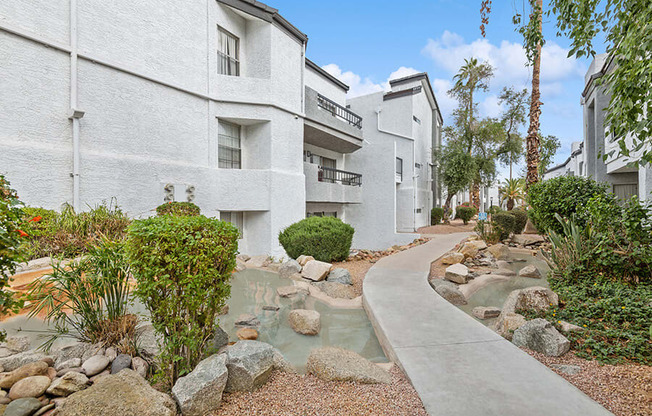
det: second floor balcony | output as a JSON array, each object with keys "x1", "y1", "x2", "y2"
[
  {"x1": 304, "y1": 163, "x2": 362, "y2": 204},
  {"x1": 304, "y1": 86, "x2": 364, "y2": 153}
]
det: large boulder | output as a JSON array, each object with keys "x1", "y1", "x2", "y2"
[
  {"x1": 224, "y1": 341, "x2": 275, "y2": 392},
  {"x1": 2, "y1": 336, "x2": 30, "y2": 354},
  {"x1": 314, "y1": 282, "x2": 356, "y2": 299},
  {"x1": 301, "y1": 260, "x2": 332, "y2": 282},
  {"x1": 512, "y1": 318, "x2": 570, "y2": 357},
  {"x1": 0, "y1": 351, "x2": 51, "y2": 372},
  {"x1": 518, "y1": 265, "x2": 542, "y2": 279},
  {"x1": 134, "y1": 325, "x2": 160, "y2": 360},
  {"x1": 58, "y1": 369, "x2": 176, "y2": 416},
  {"x1": 515, "y1": 287, "x2": 558, "y2": 312},
  {"x1": 278, "y1": 260, "x2": 302, "y2": 279},
  {"x1": 459, "y1": 243, "x2": 480, "y2": 260},
  {"x1": 512, "y1": 234, "x2": 546, "y2": 246},
  {"x1": 444, "y1": 263, "x2": 469, "y2": 284},
  {"x1": 523, "y1": 219, "x2": 539, "y2": 234},
  {"x1": 288, "y1": 309, "x2": 321, "y2": 335},
  {"x1": 0, "y1": 361, "x2": 49, "y2": 389},
  {"x1": 8, "y1": 375, "x2": 51, "y2": 399},
  {"x1": 467, "y1": 240, "x2": 488, "y2": 250},
  {"x1": 172, "y1": 354, "x2": 228, "y2": 416},
  {"x1": 492, "y1": 313, "x2": 527, "y2": 340},
  {"x1": 326, "y1": 268, "x2": 352, "y2": 285},
  {"x1": 429, "y1": 279, "x2": 467, "y2": 305},
  {"x1": 487, "y1": 243, "x2": 510, "y2": 260},
  {"x1": 211, "y1": 326, "x2": 230, "y2": 350},
  {"x1": 306, "y1": 347, "x2": 391, "y2": 384},
  {"x1": 46, "y1": 372, "x2": 89, "y2": 397},
  {"x1": 441, "y1": 252, "x2": 465, "y2": 265}
]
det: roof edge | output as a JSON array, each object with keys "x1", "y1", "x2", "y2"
[
  {"x1": 305, "y1": 59, "x2": 349, "y2": 92},
  {"x1": 389, "y1": 72, "x2": 443, "y2": 122}
]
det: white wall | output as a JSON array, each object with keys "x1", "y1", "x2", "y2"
[{"x1": 304, "y1": 65, "x2": 347, "y2": 106}]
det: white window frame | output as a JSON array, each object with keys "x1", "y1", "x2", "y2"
[
  {"x1": 221, "y1": 211, "x2": 244, "y2": 238},
  {"x1": 217, "y1": 26, "x2": 240, "y2": 76},
  {"x1": 218, "y1": 120, "x2": 242, "y2": 169}
]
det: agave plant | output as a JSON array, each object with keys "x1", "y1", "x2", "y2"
[{"x1": 500, "y1": 178, "x2": 525, "y2": 210}]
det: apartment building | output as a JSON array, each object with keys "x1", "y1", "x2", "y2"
[
  {"x1": 544, "y1": 141, "x2": 585, "y2": 180},
  {"x1": 0, "y1": 0, "x2": 442, "y2": 256}
]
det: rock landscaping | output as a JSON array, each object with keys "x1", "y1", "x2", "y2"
[
  {"x1": 288, "y1": 309, "x2": 321, "y2": 335},
  {"x1": 306, "y1": 347, "x2": 391, "y2": 384},
  {"x1": 512, "y1": 319, "x2": 571, "y2": 357}
]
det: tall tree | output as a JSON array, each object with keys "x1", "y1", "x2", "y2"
[
  {"x1": 448, "y1": 58, "x2": 494, "y2": 208},
  {"x1": 497, "y1": 87, "x2": 528, "y2": 180},
  {"x1": 481, "y1": 0, "x2": 545, "y2": 188},
  {"x1": 538, "y1": 134, "x2": 561, "y2": 178},
  {"x1": 435, "y1": 137, "x2": 475, "y2": 217},
  {"x1": 548, "y1": 0, "x2": 652, "y2": 165}
]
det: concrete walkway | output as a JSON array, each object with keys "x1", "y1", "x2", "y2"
[{"x1": 363, "y1": 233, "x2": 612, "y2": 416}]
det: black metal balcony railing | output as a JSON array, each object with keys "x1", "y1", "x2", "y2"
[
  {"x1": 317, "y1": 94, "x2": 363, "y2": 129},
  {"x1": 318, "y1": 166, "x2": 362, "y2": 186}
]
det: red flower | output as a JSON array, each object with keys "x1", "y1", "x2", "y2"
[
  {"x1": 28, "y1": 216, "x2": 42, "y2": 223},
  {"x1": 17, "y1": 229, "x2": 28, "y2": 237}
]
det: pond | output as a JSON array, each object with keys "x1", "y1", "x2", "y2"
[{"x1": 0, "y1": 268, "x2": 387, "y2": 373}]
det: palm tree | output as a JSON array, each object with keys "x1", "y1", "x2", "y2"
[{"x1": 500, "y1": 178, "x2": 525, "y2": 211}]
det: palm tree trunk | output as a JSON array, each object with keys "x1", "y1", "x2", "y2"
[{"x1": 525, "y1": 0, "x2": 543, "y2": 188}]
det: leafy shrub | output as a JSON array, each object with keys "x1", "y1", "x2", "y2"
[
  {"x1": 0, "y1": 175, "x2": 26, "y2": 333},
  {"x1": 492, "y1": 212, "x2": 515, "y2": 239},
  {"x1": 509, "y1": 208, "x2": 528, "y2": 234},
  {"x1": 21, "y1": 201, "x2": 130, "y2": 260},
  {"x1": 474, "y1": 220, "x2": 504, "y2": 244},
  {"x1": 527, "y1": 176, "x2": 608, "y2": 234},
  {"x1": 126, "y1": 215, "x2": 239, "y2": 387},
  {"x1": 156, "y1": 201, "x2": 200, "y2": 217},
  {"x1": 431, "y1": 207, "x2": 444, "y2": 225},
  {"x1": 456, "y1": 206, "x2": 476, "y2": 225},
  {"x1": 278, "y1": 217, "x2": 354, "y2": 262},
  {"x1": 488, "y1": 205, "x2": 502, "y2": 215},
  {"x1": 27, "y1": 238, "x2": 135, "y2": 352}
]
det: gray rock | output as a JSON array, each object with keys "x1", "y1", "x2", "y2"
[
  {"x1": 518, "y1": 265, "x2": 542, "y2": 278},
  {"x1": 472, "y1": 306, "x2": 501, "y2": 319},
  {"x1": 444, "y1": 263, "x2": 469, "y2": 284},
  {"x1": 492, "y1": 313, "x2": 527, "y2": 340},
  {"x1": 429, "y1": 279, "x2": 467, "y2": 305},
  {"x1": 130, "y1": 357, "x2": 149, "y2": 379},
  {"x1": 301, "y1": 260, "x2": 332, "y2": 282},
  {"x1": 515, "y1": 287, "x2": 558, "y2": 312},
  {"x1": 46, "y1": 372, "x2": 89, "y2": 397},
  {"x1": 211, "y1": 326, "x2": 229, "y2": 351},
  {"x1": 288, "y1": 309, "x2": 321, "y2": 335},
  {"x1": 314, "y1": 281, "x2": 356, "y2": 299},
  {"x1": 172, "y1": 354, "x2": 228, "y2": 416},
  {"x1": 278, "y1": 260, "x2": 302, "y2": 279},
  {"x1": 104, "y1": 347, "x2": 117, "y2": 362},
  {"x1": 53, "y1": 343, "x2": 95, "y2": 368},
  {"x1": 559, "y1": 321, "x2": 585, "y2": 333},
  {"x1": 276, "y1": 286, "x2": 298, "y2": 298},
  {"x1": 56, "y1": 367, "x2": 83, "y2": 377},
  {"x1": 550, "y1": 364, "x2": 581, "y2": 375},
  {"x1": 110, "y1": 354, "x2": 132, "y2": 374},
  {"x1": 326, "y1": 268, "x2": 352, "y2": 285},
  {"x1": 487, "y1": 243, "x2": 511, "y2": 260},
  {"x1": 59, "y1": 370, "x2": 176, "y2": 416},
  {"x1": 512, "y1": 318, "x2": 570, "y2": 357},
  {"x1": 0, "y1": 351, "x2": 51, "y2": 372},
  {"x1": 224, "y1": 341, "x2": 275, "y2": 392},
  {"x1": 3, "y1": 397, "x2": 42, "y2": 416},
  {"x1": 512, "y1": 234, "x2": 546, "y2": 246},
  {"x1": 272, "y1": 349, "x2": 296, "y2": 374},
  {"x1": 306, "y1": 347, "x2": 391, "y2": 384},
  {"x1": 81, "y1": 355, "x2": 110, "y2": 377},
  {"x1": 136, "y1": 324, "x2": 160, "y2": 360},
  {"x1": 8, "y1": 375, "x2": 51, "y2": 399},
  {"x1": 234, "y1": 313, "x2": 260, "y2": 328},
  {"x1": 2, "y1": 336, "x2": 30, "y2": 354}
]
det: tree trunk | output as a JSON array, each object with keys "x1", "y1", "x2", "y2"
[
  {"x1": 471, "y1": 181, "x2": 481, "y2": 210},
  {"x1": 444, "y1": 192, "x2": 455, "y2": 223},
  {"x1": 507, "y1": 198, "x2": 514, "y2": 211},
  {"x1": 525, "y1": 0, "x2": 543, "y2": 189}
]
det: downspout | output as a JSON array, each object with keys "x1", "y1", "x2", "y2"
[
  {"x1": 69, "y1": 0, "x2": 83, "y2": 212},
  {"x1": 412, "y1": 139, "x2": 417, "y2": 232}
]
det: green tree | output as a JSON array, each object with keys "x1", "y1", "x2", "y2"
[
  {"x1": 500, "y1": 178, "x2": 526, "y2": 211},
  {"x1": 538, "y1": 134, "x2": 561, "y2": 178},
  {"x1": 496, "y1": 87, "x2": 528, "y2": 181},
  {"x1": 548, "y1": 0, "x2": 652, "y2": 165},
  {"x1": 435, "y1": 139, "x2": 475, "y2": 216}
]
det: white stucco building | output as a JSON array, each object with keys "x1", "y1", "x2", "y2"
[
  {"x1": 0, "y1": 0, "x2": 443, "y2": 256},
  {"x1": 544, "y1": 141, "x2": 585, "y2": 180}
]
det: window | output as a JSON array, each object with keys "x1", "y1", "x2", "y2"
[
  {"x1": 413, "y1": 115, "x2": 421, "y2": 124},
  {"x1": 218, "y1": 121, "x2": 241, "y2": 169},
  {"x1": 218, "y1": 27, "x2": 239, "y2": 76},
  {"x1": 396, "y1": 157, "x2": 403, "y2": 182},
  {"x1": 307, "y1": 211, "x2": 337, "y2": 218},
  {"x1": 221, "y1": 211, "x2": 244, "y2": 237}
]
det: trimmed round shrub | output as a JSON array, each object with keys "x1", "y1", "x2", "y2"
[
  {"x1": 527, "y1": 176, "x2": 608, "y2": 234},
  {"x1": 457, "y1": 206, "x2": 477, "y2": 225},
  {"x1": 156, "y1": 201, "x2": 200, "y2": 216},
  {"x1": 509, "y1": 208, "x2": 528, "y2": 234},
  {"x1": 125, "y1": 215, "x2": 239, "y2": 387},
  {"x1": 492, "y1": 212, "x2": 515, "y2": 239},
  {"x1": 278, "y1": 217, "x2": 354, "y2": 262},
  {"x1": 431, "y1": 207, "x2": 444, "y2": 225}
]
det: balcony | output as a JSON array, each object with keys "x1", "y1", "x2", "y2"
[
  {"x1": 304, "y1": 163, "x2": 362, "y2": 204},
  {"x1": 304, "y1": 87, "x2": 363, "y2": 153}
]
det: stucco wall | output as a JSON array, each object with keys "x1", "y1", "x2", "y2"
[{"x1": 304, "y1": 65, "x2": 347, "y2": 106}]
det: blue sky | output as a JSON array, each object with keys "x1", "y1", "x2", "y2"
[{"x1": 270, "y1": 0, "x2": 603, "y2": 179}]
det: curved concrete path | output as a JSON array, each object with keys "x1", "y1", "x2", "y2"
[{"x1": 363, "y1": 233, "x2": 612, "y2": 416}]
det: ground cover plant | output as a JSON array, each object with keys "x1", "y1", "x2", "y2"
[
  {"x1": 279, "y1": 216, "x2": 354, "y2": 262},
  {"x1": 21, "y1": 200, "x2": 130, "y2": 260},
  {"x1": 26, "y1": 238, "x2": 136, "y2": 352},
  {"x1": 155, "y1": 201, "x2": 201, "y2": 216},
  {"x1": 126, "y1": 214, "x2": 239, "y2": 388}
]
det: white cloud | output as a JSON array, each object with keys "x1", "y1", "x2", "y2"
[
  {"x1": 479, "y1": 94, "x2": 503, "y2": 118},
  {"x1": 322, "y1": 64, "x2": 384, "y2": 98}
]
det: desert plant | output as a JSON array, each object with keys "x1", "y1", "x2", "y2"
[
  {"x1": 509, "y1": 208, "x2": 528, "y2": 234},
  {"x1": 126, "y1": 215, "x2": 238, "y2": 387},
  {"x1": 492, "y1": 212, "x2": 515, "y2": 239},
  {"x1": 456, "y1": 206, "x2": 477, "y2": 225},
  {"x1": 26, "y1": 238, "x2": 136, "y2": 352},
  {"x1": 500, "y1": 178, "x2": 525, "y2": 210},
  {"x1": 527, "y1": 176, "x2": 608, "y2": 234},
  {"x1": 155, "y1": 201, "x2": 201, "y2": 217},
  {"x1": 278, "y1": 217, "x2": 354, "y2": 262},
  {"x1": 474, "y1": 220, "x2": 504, "y2": 244},
  {"x1": 431, "y1": 207, "x2": 445, "y2": 225},
  {"x1": 488, "y1": 205, "x2": 502, "y2": 215},
  {"x1": 0, "y1": 175, "x2": 26, "y2": 338}
]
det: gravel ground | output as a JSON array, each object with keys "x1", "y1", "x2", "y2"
[
  {"x1": 331, "y1": 259, "x2": 372, "y2": 297},
  {"x1": 216, "y1": 367, "x2": 427, "y2": 416},
  {"x1": 524, "y1": 349, "x2": 652, "y2": 416}
]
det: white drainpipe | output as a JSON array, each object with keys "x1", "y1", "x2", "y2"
[{"x1": 69, "y1": 0, "x2": 83, "y2": 212}]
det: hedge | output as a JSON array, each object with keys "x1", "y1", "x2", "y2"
[
  {"x1": 156, "y1": 201, "x2": 201, "y2": 217},
  {"x1": 431, "y1": 207, "x2": 444, "y2": 225},
  {"x1": 278, "y1": 216, "x2": 354, "y2": 262}
]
